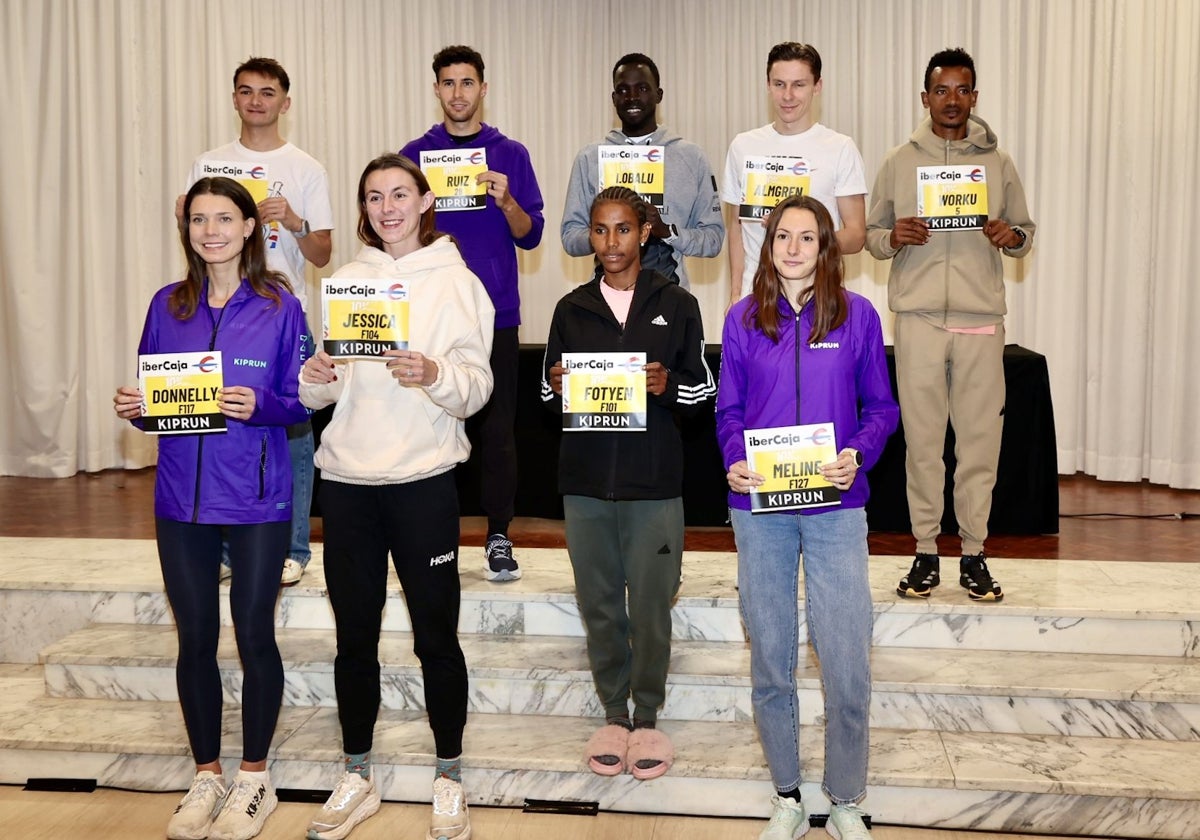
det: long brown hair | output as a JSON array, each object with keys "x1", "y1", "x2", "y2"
[
  {"x1": 355, "y1": 153, "x2": 444, "y2": 251},
  {"x1": 744, "y1": 194, "x2": 846, "y2": 344},
  {"x1": 172, "y1": 177, "x2": 290, "y2": 319}
]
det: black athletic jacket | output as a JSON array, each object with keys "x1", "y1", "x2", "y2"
[{"x1": 540, "y1": 270, "x2": 715, "y2": 500}]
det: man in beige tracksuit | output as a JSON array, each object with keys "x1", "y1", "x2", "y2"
[{"x1": 867, "y1": 47, "x2": 1035, "y2": 602}]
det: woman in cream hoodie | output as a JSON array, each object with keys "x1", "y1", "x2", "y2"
[{"x1": 299, "y1": 153, "x2": 493, "y2": 840}]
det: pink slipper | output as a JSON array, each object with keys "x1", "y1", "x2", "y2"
[
  {"x1": 585, "y1": 724, "x2": 630, "y2": 776},
  {"x1": 627, "y1": 727, "x2": 673, "y2": 780}
]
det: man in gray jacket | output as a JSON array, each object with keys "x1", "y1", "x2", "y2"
[{"x1": 561, "y1": 53, "x2": 723, "y2": 289}]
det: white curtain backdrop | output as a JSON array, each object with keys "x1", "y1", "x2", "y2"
[{"x1": 2, "y1": 0, "x2": 1197, "y2": 487}]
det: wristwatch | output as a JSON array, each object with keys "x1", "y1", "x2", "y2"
[
  {"x1": 294, "y1": 218, "x2": 311, "y2": 239},
  {"x1": 848, "y1": 448, "x2": 863, "y2": 467},
  {"x1": 664, "y1": 223, "x2": 680, "y2": 243},
  {"x1": 1009, "y1": 226, "x2": 1027, "y2": 248}
]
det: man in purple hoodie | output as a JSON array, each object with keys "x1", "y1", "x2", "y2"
[{"x1": 402, "y1": 45, "x2": 545, "y2": 582}]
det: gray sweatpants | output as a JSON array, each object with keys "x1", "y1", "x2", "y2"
[{"x1": 563, "y1": 495, "x2": 684, "y2": 723}]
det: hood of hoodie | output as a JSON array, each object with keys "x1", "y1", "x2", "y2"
[
  {"x1": 603, "y1": 126, "x2": 684, "y2": 147},
  {"x1": 416, "y1": 122, "x2": 504, "y2": 149},
  {"x1": 342, "y1": 236, "x2": 466, "y2": 278},
  {"x1": 911, "y1": 114, "x2": 997, "y2": 158}
]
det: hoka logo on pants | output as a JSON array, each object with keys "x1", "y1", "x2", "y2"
[{"x1": 429, "y1": 550, "x2": 455, "y2": 567}]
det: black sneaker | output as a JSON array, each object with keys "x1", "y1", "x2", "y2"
[
  {"x1": 960, "y1": 553, "x2": 1003, "y2": 601},
  {"x1": 897, "y1": 553, "x2": 940, "y2": 598},
  {"x1": 484, "y1": 534, "x2": 522, "y2": 582}
]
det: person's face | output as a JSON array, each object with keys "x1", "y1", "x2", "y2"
[
  {"x1": 767, "y1": 60, "x2": 822, "y2": 133},
  {"x1": 363, "y1": 167, "x2": 435, "y2": 259},
  {"x1": 188, "y1": 193, "x2": 256, "y2": 270},
  {"x1": 435, "y1": 63, "x2": 487, "y2": 127},
  {"x1": 611, "y1": 63, "x2": 661, "y2": 135},
  {"x1": 921, "y1": 65, "x2": 977, "y2": 139},
  {"x1": 770, "y1": 207, "x2": 820, "y2": 283},
  {"x1": 232, "y1": 71, "x2": 290, "y2": 128},
  {"x1": 590, "y1": 201, "x2": 650, "y2": 280}
]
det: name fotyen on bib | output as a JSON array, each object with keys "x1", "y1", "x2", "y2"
[
  {"x1": 322, "y1": 279, "x2": 409, "y2": 359},
  {"x1": 598, "y1": 145, "x2": 665, "y2": 208},
  {"x1": 420, "y1": 148, "x2": 488, "y2": 211},
  {"x1": 138, "y1": 351, "x2": 227, "y2": 435},
  {"x1": 916, "y1": 165, "x2": 989, "y2": 230},
  {"x1": 739, "y1": 155, "x2": 811, "y2": 220},
  {"x1": 561, "y1": 352, "x2": 647, "y2": 431}
]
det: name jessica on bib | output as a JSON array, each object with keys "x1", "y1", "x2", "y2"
[{"x1": 321, "y1": 279, "x2": 410, "y2": 359}]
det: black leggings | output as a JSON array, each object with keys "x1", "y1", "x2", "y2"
[
  {"x1": 156, "y1": 517, "x2": 289, "y2": 764},
  {"x1": 319, "y1": 472, "x2": 467, "y2": 759}
]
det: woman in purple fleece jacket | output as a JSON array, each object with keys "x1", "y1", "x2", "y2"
[
  {"x1": 716, "y1": 195, "x2": 897, "y2": 840},
  {"x1": 113, "y1": 177, "x2": 307, "y2": 840}
]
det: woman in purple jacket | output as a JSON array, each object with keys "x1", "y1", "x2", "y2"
[
  {"x1": 113, "y1": 177, "x2": 307, "y2": 840},
  {"x1": 716, "y1": 195, "x2": 898, "y2": 840}
]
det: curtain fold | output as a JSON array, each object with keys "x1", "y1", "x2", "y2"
[{"x1": 1, "y1": 0, "x2": 1197, "y2": 487}]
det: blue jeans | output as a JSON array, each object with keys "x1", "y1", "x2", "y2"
[
  {"x1": 288, "y1": 330, "x2": 315, "y2": 566},
  {"x1": 731, "y1": 506, "x2": 872, "y2": 804},
  {"x1": 287, "y1": 421, "x2": 314, "y2": 566}
]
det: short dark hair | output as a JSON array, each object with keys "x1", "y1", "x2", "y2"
[
  {"x1": 233, "y1": 57, "x2": 290, "y2": 93},
  {"x1": 924, "y1": 47, "x2": 975, "y2": 91},
  {"x1": 592, "y1": 186, "x2": 648, "y2": 228},
  {"x1": 432, "y1": 45, "x2": 485, "y2": 82},
  {"x1": 767, "y1": 42, "x2": 822, "y2": 82},
  {"x1": 612, "y1": 53, "x2": 660, "y2": 87}
]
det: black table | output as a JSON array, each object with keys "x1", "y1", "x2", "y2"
[{"x1": 315, "y1": 344, "x2": 1058, "y2": 535}]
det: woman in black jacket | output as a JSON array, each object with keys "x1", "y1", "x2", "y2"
[{"x1": 542, "y1": 186, "x2": 715, "y2": 780}]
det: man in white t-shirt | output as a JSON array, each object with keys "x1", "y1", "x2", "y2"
[
  {"x1": 722, "y1": 42, "x2": 867, "y2": 306},
  {"x1": 178, "y1": 57, "x2": 334, "y2": 586}
]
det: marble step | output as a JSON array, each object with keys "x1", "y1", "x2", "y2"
[
  {"x1": 4, "y1": 538, "x2": 1200, "y2": 660},
  {"x1": 42, "y1": 624, "x2": 1200, "y2": 740},
  {"x1": 1, "y1": 664, "x2": 1196, "y2": 839}
]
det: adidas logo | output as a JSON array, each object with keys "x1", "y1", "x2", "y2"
[
  {"x1": 429, "y1": 550, "x2": 455, "y2": 567},
  {"x1": 651, "y1": 315, "x2": 668, "y2": 326}
]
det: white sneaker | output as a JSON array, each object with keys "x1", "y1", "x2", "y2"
[
  {"x1": 166, "y1": 771, "x2": 228, "y2": 840},
  {"x1": 760, "y1": 794, "x2": 809, "y2": 839},
  {"x1": 428, "y1": 776, "x2": 471, "y2": 840},
  {"x1": 209, "y1": 770, "x2": 277, "y2": 840},
  {"x1": 307, "y1": 771, "x2": 381, "y2": 840},
  {"x1": 281, "y1": 558, "x2": 305, "y2": 586},
  {"x1": 826, "y1": 803, "x2": 872, "y2": 840}
]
